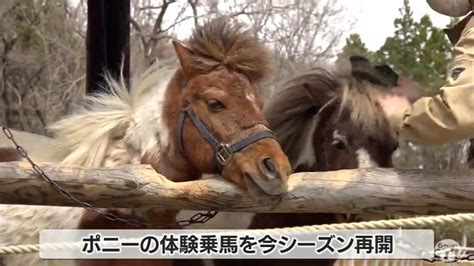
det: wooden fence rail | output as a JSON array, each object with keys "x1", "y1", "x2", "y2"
[{"x1": 0, "y1": 162, "x2": 473, "y2": 215}]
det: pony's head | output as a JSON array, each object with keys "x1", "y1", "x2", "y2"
[
  {"x1": 265, "y1": 67, "x2": 399, "y2": 172},
  {"x1": 161, "y1": 18, "x2": 290, "y2": 196}
]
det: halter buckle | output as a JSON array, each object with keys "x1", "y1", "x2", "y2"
[{"x1": 216, "y1": 143, "x2": 233, "y2": 165}]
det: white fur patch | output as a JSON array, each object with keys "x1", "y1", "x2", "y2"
[
  {"x1": 126, "y1": 68, "x2": 174, "y2": 157},
  {"x1": 245, "y1": 91, "x2": 260, "y2": 112},
  {"x1": 245, "y1": 91, "x2": 256, "y2": 103},
  {"x1": 293, "y1": 117, "x2": 318, "y2": 169},
  {"x1": 356, "y1": 148, "x2": 378, "y2": 168}
]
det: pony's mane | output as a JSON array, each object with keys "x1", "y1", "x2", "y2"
[
  {"x1": 187, "y1": 17, "x2": 274, "y2": 82},
  {"x1": 263, "y1": 69, "x2": 336, "y2": 158},
  {"x1": 339, "y1": 78, "x2": 391, "y2": 140},
  {"x1": 264, "y1": 68, "x2": 391, "y2": 158},
  {"x1": 49, "y1": 63, "x2": 175, "y2": 167}
]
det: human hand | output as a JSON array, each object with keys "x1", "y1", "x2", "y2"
[
  {"x1": 391, "y1": 77, "x2": 422, "y2": 103},
  {"x1": 375, "y1": 93, "x2": 411, "y2": 121}
]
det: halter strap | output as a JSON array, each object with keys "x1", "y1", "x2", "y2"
[
  {"x1": 177, "y1": 106, "x2": 276, "y2": 167},
  {"x1": 229, "y1": 130, "x2": 276, "y2": 153}
]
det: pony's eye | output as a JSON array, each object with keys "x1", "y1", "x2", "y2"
[
  {"x1": 207, "y1": 98, "x2": 225, "y2": 112},
  {"x1": 331, "y1": 139, "x2": 347, "y2": 150}
]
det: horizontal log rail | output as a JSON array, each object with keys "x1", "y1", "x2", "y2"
[{"x1": 0, "y1": 162, "x2": 473, "y2": 215}]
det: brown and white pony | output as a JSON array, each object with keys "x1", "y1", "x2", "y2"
[
  {"x1": 0, "y1": 17, "x2": 291, "y2": 266},
  {"x1": 215, "y1": 65, "x2": 400, "y2": 266}
]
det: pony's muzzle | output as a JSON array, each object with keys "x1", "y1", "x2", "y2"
[{"x1": 245, "y1": 157, "x2": 288, "y2": 196}]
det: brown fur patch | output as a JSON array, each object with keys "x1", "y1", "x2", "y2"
[{"x1": 186, "y1": 16, "x2": 274, "y2": 82}]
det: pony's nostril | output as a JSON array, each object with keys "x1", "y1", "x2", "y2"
[
  {"x1": 260, "y1": 157, "x2": 278, "y2": 179},
  {"x1": 263, "y1": 158, "x2": 277, "y2": 173},
  {"x1": 245, "y1": 172, "x2": 287, "y2": 196}
]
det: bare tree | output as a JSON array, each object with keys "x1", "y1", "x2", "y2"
[
  {"x1": 129, "y1": 0, "x2": 200, "y2": 68},
  {"x1": 1, "y1": 0, "x2": 352, "y2": 131},
  {"x1": 0, "y1": 0, "x2": 86, "y2": 134}
]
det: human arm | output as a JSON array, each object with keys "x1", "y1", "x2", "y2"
[{"x1": 376, "y1": 73, "x2": 474, "y2": 145}]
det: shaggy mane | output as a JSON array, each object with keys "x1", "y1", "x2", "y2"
[
  {"x1": 187, "y1": 16, "x2": 274, "y2": 82},
  {"x1": 339, "y1": 78, "x2": 391, "y2": 140}
]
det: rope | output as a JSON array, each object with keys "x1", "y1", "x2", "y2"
[
  {"x1": 1, "y1": 212, "x2": 472, "y2": 255},
  {"x1": 248, "y1": 212, "x2": 474, "y2": 234},
  {"x1": 0, "y1": 242, "x2": 82, "y2": 255}
]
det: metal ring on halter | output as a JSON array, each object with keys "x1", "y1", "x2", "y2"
[
  {"x1": 176, "y1": 105, "x2": 276, "y2": 169},
  {"x1": 216, "y1": 143, "x2": 233, "y2": 165}
]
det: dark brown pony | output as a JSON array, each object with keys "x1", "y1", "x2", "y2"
[
  {"x1": 0, "y1": 17, "x2": 290, "y2": 266},
  {"x1": 215, "y1": 63, "x2": 400, "y2": 266}
]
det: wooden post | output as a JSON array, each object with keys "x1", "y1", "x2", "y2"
[
  {"x1": 86, "y1": 0, "x2": 130, "y2": 93},
  {"x1": 0, "y1": 162, "x2": 473, "y2": 215}
]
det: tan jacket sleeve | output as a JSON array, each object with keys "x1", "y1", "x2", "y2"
[
  {"x1": 398, "y1": 81, "x2": 474, "y2": 145},
  {"x1": 394, "y1": 26, "x2": 474, "y2": 145}
]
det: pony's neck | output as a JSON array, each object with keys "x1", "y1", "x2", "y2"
[
  {"x1": 156, "y1": 147, "x2": 199, "y2": 182},
  {"x1": 135, "y1": 69, "x2": 200, "y2": 182}
]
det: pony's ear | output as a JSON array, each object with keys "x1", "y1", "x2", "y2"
[
  {"x1": 350, "y1": 56, "x2": 399, "y2": 88},
  {"x1": 374, "y1": 64, "x2": 399, "y2": 87},
  {"x1": 172, "y1": 40, "x2": 219, "y2": 79},
  {"x1": 172, "y1": 40, "x2": 197, "y2": 78}
]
